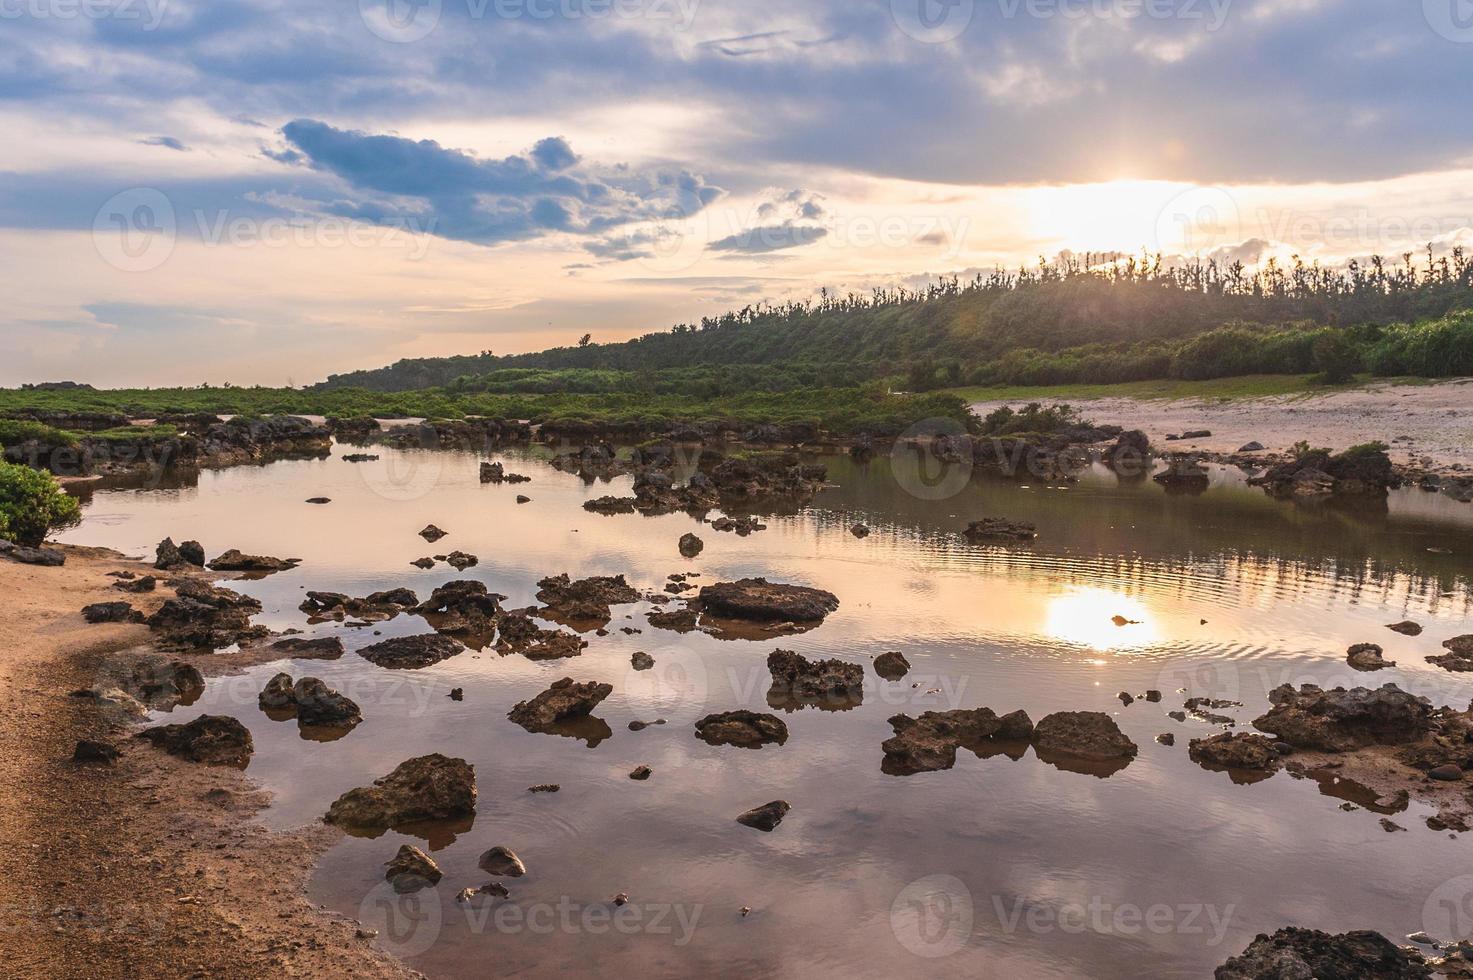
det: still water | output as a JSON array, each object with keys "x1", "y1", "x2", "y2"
[{"x1": 59, "y1": 443, "x2": 1473, "y2": 978}]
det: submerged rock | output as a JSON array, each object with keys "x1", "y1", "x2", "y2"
[
  {"x1": 873, "y1": 651, "x2": 911, "y2": 681},
  {"x1": 694, "y1": 711, "x2": 789, "y2": 749},
  {"x1": 138, "y1": 715, "x2": 253, "y2": 767},
  {"x1": 358, "y1": 633, "x2": 465, "y2": 670},
  {"x1": 696, "y1": 578, "x2": 839, "y2": 623},
  {"x1": 1430, "y1": 636, "x2": 1473, "y2": 673},
  {"x1": 269, "y1": 636, "x2": 346, "y2": 660},
  {"x1": 508, "y1": 678, "x2": 613, "y2": 734},
  {"x1": 736, "y1": 801, "x2": 790, "y2": 832},
  {"x1": 325, "y1": 754, "x2": 477, "y2": 829},
  {"x1": 1252, "y1": 684, "x2": 1434, "y2": 752},
  {"x1": 1214, "y1": 927, "x2": 1430, "y2": 979},
  {"x1": 385, "y1": 845, "x2": 442, "y2": 894},
  {"x1": 1386, "y1": 621, "x2": 1424, "y2": 636},
  {"x1": 536, "y1": 573, "x2": 642, "y2": 622},
  {"x1": 678, "y1": 532, "x2": 705, "y2": 558}
]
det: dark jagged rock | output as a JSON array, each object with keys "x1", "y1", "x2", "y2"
[
  {"x1": 1252, "y1": 445, "x2": 1398, "y2": 498},
  {"x1": 419, "y1": 524, "x2": 448, "y2": 542},
  {"x1": 694, "y1": 710, "x2": 789, "y2": 749},
  {"x1": 146, "y1": 580, "x2": 266, "y2": 649},
  {"x1": 358, "y1": 633, "x2": 465, "y2": 670},
  {"x1": 850, "y1": 523, "x2": 871, "y2": 538},
  {"x1": 113, "y1": 574, "x2": 157, "y2": 594},
  {"x1": 269, "y1": 636, "x2": 345, "y2": 660},
  {"x1": 342, "y1": 453, "x2": 379, "y2": 463},
  {"x1": 385, "y1": 845, "x2": 442, "y2": 894},
  {"x1": 92, "y1": 657, "x2": 204, "y2": 710},
  {"x1": 647, "y1": 607, "x2": 699, "y2": 633},
  {"x1": 766, "y1": 649, "x2": 863, "y2": 709},
  {"x1": 584, "y1": 496, "x2": 638, "y2": 515},
  {"x1": 300, "y1": 588, "x2": 419, "y2": 622},
  {"x1": 1032, "y1": 712, "x2": 1138, "y2": 773},
  {"x1": 414, "y1": 581, "x2": 503, "y2": 635},
  {"x1": 1214, "y1": 927, "x2": 1430, "y2": 979},
  {"x1": 178, "y1": 540, "x2": 206, "y2": 566},
  {"x1": 1252, "y1": 684, "x2": 1434, "y2": 752},
  {"x1": 138, "y1": 715, "x2": 253, "y2": 767},
  {"x1": 292, "y1": 677, "x2": 362, "y2": 727},
  {"x1": 82, "y1": 601, "x2": 143, "y2": 624},
  {"x1": 962, "y1": 518, "x2": 1038, "y2": 542},
  {"x1": 1386, "y1": 620, "x2": 1423, "y2": 636},
  {"x1": 710, "y1": 515, "x2": 766, "y2": 535},
  {"x1": 873, "y1": 651, "x2": 911, "y2": 680},
  {"x1": 1189, "y1": 733, "x2": 1283, "y2": 776},
  {"x1": 325, "y1": 754, "x2": 476, "y2": 829},
  {"x1": 495, "y1": 616, "x2": 588, "y2": 661},
  {"x1": 736, "y1": 801, "x2": 790, "y2": 832},
  {"x1": 154, "y1": 537, "x2": 186, "y2": 569},
  {"x1": 1430, "y1": 636, "x2": 1473, "y2": 672},
  {"x1": 1347, "y1": 643, "x2": 1394, "y2": 672},
  {"x1": 1153, "y1": 457, "x2": 1211, "y2": 493},
  {"x1": 0, "y1": 540, "x2": 65, "y2": 566},
  {"x1": 259, "y1": 672, "x2": 296, "y2": 709},
  {"x1": 881, "y1": 708, "x2": 1034, "y2": 775},
  {"x1": 678, "y1": 533, "x2": 704, "y2": 557},
  {"x1": 443, "y1": 551, "x2": 478, "y2": 571},
  {"x1": 696, "y1": 578, "x2": 839, "y2": 623},
  {"x1": 412, "y1": 557, "x2": 436, "y2": 569},
  {"x1": 479, "y1": 461, "x2": 530, "y2": 484},
  {"x1": 508, "y1": 678, "x2": 613, "y2": 733},
  {"x1": 206, "y1": 549, "x2": 301, "y2": 574},
  {"x1": 631, "y1": 651, "x2": 655, "y2": 671},
  {"x1": 629, "y1": 765, "x2": 652, "y2": 781},
  {"x1": 535, "y1": 573, "x2": 641, "y2": 622}
]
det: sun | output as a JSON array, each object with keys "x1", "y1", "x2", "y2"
[{"x1": 1044, "y1": 586, "x2": 1159, "y2": 652}]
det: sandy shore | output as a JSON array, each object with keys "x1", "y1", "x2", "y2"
[
  {"x1": 971, "y1": 379, "x2": 1473, "y2": 472},
  {"x1": 0, "y1": 545, "x2": 417, "y2": 979}
]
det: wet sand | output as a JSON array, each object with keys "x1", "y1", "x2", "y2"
[{"x1": 0, "y1": 545, "x2": 415, "y2": 979}]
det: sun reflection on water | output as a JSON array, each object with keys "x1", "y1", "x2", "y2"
[{"x1": 1044, "y1": 586, "x2": 1159, "y2": 651}]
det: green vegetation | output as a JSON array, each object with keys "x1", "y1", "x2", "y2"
[
  {"x1": 0, "y1": 462, "x2": 81, "y2": 546},
  {"x1": 0, "y1": 387, "x2": 976, "y2": 438},
  {"x1": 978, "y1": 402, "x2": 1085, "y2": 436},
  {"x1": 940, "y1": 374, "x2": 1428, "y2": 404},
  {"x1": 314, "y1": 252, "x2": 1473, "y2": 394},
  {"x1": 0, "y1": 419, "x2": 76, "y2": 449}
]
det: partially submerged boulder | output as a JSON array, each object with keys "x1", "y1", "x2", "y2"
[
  {"x1": 736, "y1": 801, "x2": 790, "y2": 832},
  {"x1": 478, "y1": 846, "x2": 527, "y2": 877},
  {"x1": 536, "y1": 573, "x2": 642, "y2": 623},
  {"x1": 766, "y1": 649, "x2": 863, "y2": 710},
  {"x1": 358, "y1": 633, "x2": 465, "y2": 670},
  {"x1": 1386, "y1": 621, "x2": 1423, "y2": 637},
  {"x1": 1214, "y1": 927, "x2": 1430, "y2": 979},
  {"x1": 1430, "y1": 636, "x2": 1473, "y2": 673},
  {"x1": 508, "y1": 678, "x2": 613, "y2": 734},
  {"x1": 1189, "y1": 732, "x2": 1283, "y2": 779},
  {"x1": 300, "y1": 588, "x2": 419, "y2": 623},
  {"x1": 1347, "y1": 643, "x2": 1394, "y2": 672},
  {"x1": 694, "y1": 710, "x2": 789, "y2": 749},
  {"x1": 414, "y1": 581, "x2": 503, "y2": 635},
  {"x1": 1032, "y1": 711, "x2": 1138, "y2": 775},
  {"x1": 385, "y1": 845, "x2": 442, "y2": 894},
  {"x1": 206, "y1": 549, "x2": 301, "y2": 574},
  {"x1": 292, "y1": 677, "x2": 363, "y2": 727},
  {"x1": 678, "y1": 533, "x2": 704, "y2": 558},
  {"x1": 146, "y1": 580, "x2": 266, "y2": 649},
  {"x1": 882, "y1": 708, "x2": 1032, "y2": 775},
  {"x1": 269, "y1": 636, "x2": 346, "y2": 660},
  {"x1": 325, "y1": 754, "x2": 476, "y2": 829},
  {"x1": 873, "y1": 651, "x2": 911, "y2": 681},
  {"x1": 962, "y1": 518, "x2": 1037, "y2": 542},
  {"x1": 138, "y1": 715, "x2": 253, "y2": 767},
  {"x1": 1252, "y1": 684, "x2": 1433, "y2": 752},
  {"x1": 696, "y1": 578, "x2": 839, "y2": 623}
]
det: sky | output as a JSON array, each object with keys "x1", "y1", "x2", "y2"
[{"x1": 2, "y1": 0, "x2": 1473, "y2": 386}]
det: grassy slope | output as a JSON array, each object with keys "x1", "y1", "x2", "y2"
[{"x1": 945, "y1": 374, "x2": 1437, "y2": 404}]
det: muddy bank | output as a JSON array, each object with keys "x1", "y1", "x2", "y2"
[{"x1": 0, "y1": 544, "x2": 414, "y2": 978}]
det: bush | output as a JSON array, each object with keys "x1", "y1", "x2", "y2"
[
  {"x1": 0, "y1": 463, "x2": 82, "y2": 547},
  {"x1": 1311, "y1": 332, "x2": 1362, "y2": 384}
]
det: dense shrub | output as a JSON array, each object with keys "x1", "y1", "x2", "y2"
[
  {"x1": 0, "y1": 462, "x2": 81, "y2": 546},
  {"x1": 1366, "y1": 311, "x2": 1473, "y2": 377}
]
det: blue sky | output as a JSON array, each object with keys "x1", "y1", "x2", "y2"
[{"x1": 2, "y1": 0, "x2": 1472, "y2": 384}]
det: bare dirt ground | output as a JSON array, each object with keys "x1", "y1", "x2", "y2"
[
  {"x1": 0, "y1": 545, "x2": 417, "y2": 980},
  {"x1": 972, "y1": 379, "x2": 1473, "y2": 471}
]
